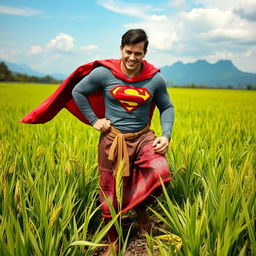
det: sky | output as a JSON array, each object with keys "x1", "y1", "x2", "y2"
[{"x1": 0, "y1": 0, "x2": 256, "y2": 75}]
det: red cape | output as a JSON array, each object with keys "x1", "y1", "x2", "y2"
[{"x1": 20, "y1": 59, "x2": 159, "y2": 125}]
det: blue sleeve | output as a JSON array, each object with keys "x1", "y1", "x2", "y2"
[
  {"x1": 153, "y1": 74, "x2": 174, "y2": 141},
  {"x1": 72, "y1": 67, "x2": 106, "y2": 125}
]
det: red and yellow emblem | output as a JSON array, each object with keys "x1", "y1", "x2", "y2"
[{"x1": 110, "y1": 85, "x2": 152, "y2": 113}]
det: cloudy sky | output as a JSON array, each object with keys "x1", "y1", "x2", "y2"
[{"x1": 0, "y1": 0, "x2": 256, "y2": 75}]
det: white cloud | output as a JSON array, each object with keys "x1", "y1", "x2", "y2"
[
  {"x1": 29, "y1": 33, "x2": 75, "y2": 57},
  {"x1": 208, "y1": 51, "x2": 235, "y2": 62},
  {"x1": 179, "y1": 7, "x2": 256, "y2": 44},
  {"x1": 46, "y1": 33, "x2": 74, "y2": 52},
  {"x1": 26, "y1": 34, "x2": 103, "y2": 73},
  {"x1": 150, "y1": 14, "x2": 168, "y2": 21},
  {"x1": 98, "y1": 0, "x2": 149, "y2": 17},
  {"x1": 0, "y1": 5, "x2": 40, "y2": 16},
  {"x1": 200, "y1": 28, "x2": 252, "y2": 43},
  {"x1": 0, "y1": 48, "x2": 12, "y2": 61},
  {"x1": 194, "y1": 0, "x2": 241, "y2": 10},
  {"x1": 80, "y1": 45, "x2": 99, "y2": 51},
  {"x1": 244, "y1": 48, "x2": 254, "y2": 57},
  {"x1": 168, "y1": 0, "x2": 188, "y2": 10},
  {"x1": 234, "y1": 0, "x2": 256, "y2": 21},
  {"x1": 30, "y1": 45, "x2": 43, "y2": 55},
  {"x1": 0, "y1": 48, "x2": 16, "y2": 61},
  {"x1": 179, "y1": 8, "x2": 234, "y2": 29},
  {"x1": 151, "y1": 31, "x2": 178, "y2": 50},
  {"x1": 97, "y1": 0, "x2": 165, "y2": 20}
]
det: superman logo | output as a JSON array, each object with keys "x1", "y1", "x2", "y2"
[{"x1": 110, "y1": 85, "x2": 152, "y2": 113}]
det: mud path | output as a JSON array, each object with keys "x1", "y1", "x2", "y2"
[{"x1": 92, "y1": 213, "x2": 165, "y2": 256}]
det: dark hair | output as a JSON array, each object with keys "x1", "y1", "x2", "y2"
[{"x1": 121, "y1": 29, "x2": 148, "y2": 52}]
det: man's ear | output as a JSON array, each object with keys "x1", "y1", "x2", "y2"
[
  {"x1": 120, "y1": 45, "x2": 123, "y2": 53},
  {"x1": 144, "y1": 49, "x2": 148, "y2": 56}
]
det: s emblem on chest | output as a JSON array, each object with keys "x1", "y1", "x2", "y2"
[{"x1": 110, "y1": 85, "x2": 152, "y2": 113}]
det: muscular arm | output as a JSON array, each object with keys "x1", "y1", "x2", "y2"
[
  {"x1": 72, "y1": 67, "x2": 105, "y2": 126},
  {"x1": 151, "y1": 74, "x2": 174, "y2": 154},
  {"x1": 154, "y1": 74, "x2": 174, "y2": 141}
]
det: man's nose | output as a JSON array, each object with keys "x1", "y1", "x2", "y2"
[{"x1": 129, "y1": 53, "x2": 136, "y2": 60}]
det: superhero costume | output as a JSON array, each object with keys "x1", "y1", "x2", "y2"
[
  {"x1": 20, "y1": 59, "x2": 174, "y2": 241},
  {"x1": 72, "y1": 65, "x2": 173, "y2": 139},
  {"x1": 71, "y1": 63, "x2": 174, "y2": 220}
]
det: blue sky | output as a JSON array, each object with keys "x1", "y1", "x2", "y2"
[{"x1": 1, "y1": 0, "x2": 256, "y2": 75}]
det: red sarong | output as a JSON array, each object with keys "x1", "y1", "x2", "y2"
[{"x1": 98, "y1": 128, "x2": 172, "y2": 218}]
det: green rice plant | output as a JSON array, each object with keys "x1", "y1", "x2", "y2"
[
  {"x1": 70, "y1": 212, "x2": 120, "y2": 255},
  {"x1": 98, "y1": 160, "x2": 132, "y2": 256},
  {"x1": 0, "y1": 83, "x2": 255, "y2": 255},
  {"x1": 71, "y1": 187, "x2": 132, "y2": 256},
  {"x1": 149, "y1": 181, "x2": 207, "y2": 255}
]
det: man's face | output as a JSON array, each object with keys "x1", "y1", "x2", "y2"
[{"x1": 120, "y1": 42, "x2": 147, "y2": 75}]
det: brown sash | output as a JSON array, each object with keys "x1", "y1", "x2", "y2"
[{"x1": 107, "y1": 125, "x2": 150, "y2": 176}]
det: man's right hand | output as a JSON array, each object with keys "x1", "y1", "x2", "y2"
[{"x1": 93, "y1": 118, "x2": 111, "y2": 132}]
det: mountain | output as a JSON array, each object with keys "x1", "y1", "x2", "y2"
[
  {"x1": 0, "y1": 59, "x2": 67, "y2": 80},
  {"x1": 1, "y1": 60, "x2": 45, "y2": 77},
  {"x1": 160, "y1": 60, "x2": 256, "y2": 88}
]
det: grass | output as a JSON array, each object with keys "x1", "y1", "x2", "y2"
[{"x1": 0, "y1": 82, "x2": 255, "y2": 255}]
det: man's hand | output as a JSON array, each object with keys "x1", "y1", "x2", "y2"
[
  {"x1": 152, "y1": 136, "x2": 169, "y2": 154},
  {"x1": 93, "y1": 118, "x2": 111, "y2": 132}
]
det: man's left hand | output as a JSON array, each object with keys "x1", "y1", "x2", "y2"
[{"x1": 152, "y1": 136, "x2": 169, "y2": 154}]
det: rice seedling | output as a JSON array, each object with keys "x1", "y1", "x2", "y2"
[{"x1": 0, "y1": 82, "x2": 255, "y2": 255}]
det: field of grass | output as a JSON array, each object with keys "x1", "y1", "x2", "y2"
[{"x1": 0, "y1": 82, "x2": 255, "y2": 255}]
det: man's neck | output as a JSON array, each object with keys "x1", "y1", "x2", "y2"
[{"x1": 120, "y1": 61, "x2": 142, "y2": 78}]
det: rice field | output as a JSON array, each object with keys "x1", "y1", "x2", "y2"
[{"x1": 0, "y1": 82, "x2": 255, "y2": 255}]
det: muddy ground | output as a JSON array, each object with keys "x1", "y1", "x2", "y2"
[{"x1": 91, "y1": 212, "x2": 166, "y2": 256}]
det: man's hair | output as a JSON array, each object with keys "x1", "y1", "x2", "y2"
[{"x1": 121, "y1": 29, "x2": 148, "y2": 52}]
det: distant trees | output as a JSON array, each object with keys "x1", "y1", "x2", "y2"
[
  {"x1": 169, "y1": 82, "x2": 211, "y2": 89},
  {"x1": 167, "y1": 79, "x2": 256, "y2": 90},
  {"x1": 246, "y1": 84, "x2": 255, "y2": 90},
  {"x1": 0, "y1": 61, "x2": 62, "y2": 84},
  {"x1": 0, "y1": 62, "x2": 11, "y2": 81}
]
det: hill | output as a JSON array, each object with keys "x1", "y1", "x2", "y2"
[
  {"x1": 0, "y1": 59, "x2": 66, "y2": 80},
  {"x1": 161, "y1": 60, "x2": 256, "y2": 88},
  {"x1": 0, "y1": 61, "x2": 62, "y2": 84}
]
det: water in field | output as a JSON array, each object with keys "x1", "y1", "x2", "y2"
[{"x1": 0, "y1": 82, "x2": 255, "y2": 255}]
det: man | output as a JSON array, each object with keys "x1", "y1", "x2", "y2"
[{"x1": 72, "y1": 29, "x2": 174, "y2": 255}]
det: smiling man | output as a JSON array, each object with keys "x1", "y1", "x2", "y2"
[
  {"x1": 21, "y1": 28, "x2": 174, "y2": 255},
  {"x1": 120, "y1": 41, "x2": 146, "y2": 76},
  {"x1": 71, "y1": 29, "x2": 174, "y2": 255}
]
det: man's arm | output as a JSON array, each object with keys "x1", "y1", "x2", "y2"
[
  {"x1": 152, "y1": 74, "x2": 174, "y2": 154},
  {"x1": 72, "y1": 67, "x2": 111, "y2": 132}
]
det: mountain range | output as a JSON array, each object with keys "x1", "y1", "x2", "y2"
[
  {"x1": 161, "y1": 60, "x2": 256, "y2": 88},
  {"x1": 2, "y1": 59, "x2": 256, "y2": 88},
  {"x1": 0, "y1": 59, "x2": 67, "y2": 80}
]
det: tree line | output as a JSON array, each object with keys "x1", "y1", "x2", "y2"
[{"x1": 0, "y1": 62, "x2": 62, "y2": 84}]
